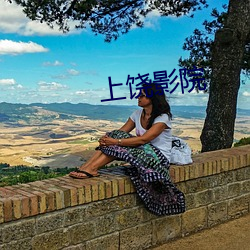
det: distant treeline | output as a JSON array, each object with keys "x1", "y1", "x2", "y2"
[
  {"x1": 0, "y1": 163, "x2": 77, "y2": 187},
  {"x1": 0, "y1": 102, "x2": 249, "y2": 123}
]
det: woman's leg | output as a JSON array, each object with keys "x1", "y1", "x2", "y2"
[
  {"x1": 69, "y1": 150, "x2": 116, "y2": 178},
  {"x1": 81, "y1": 150, "x2": 103, "y2": 168}
]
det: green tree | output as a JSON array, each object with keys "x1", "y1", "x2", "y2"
[
  {"x1": 8, "y1": 0, "x2": 208, "y2": 42},
  {"x1": 179, "y1": 5, "x2": 250, "y2": 88},
  {"x1": 199, "y1": 0, "x2": 250, "y2": 152},
  {"x1": 179, "y1": 2, "x2": 250, "y2": 152},
  {"x1": 8, "y1": 0, "x2": 250, "y2": 152}
]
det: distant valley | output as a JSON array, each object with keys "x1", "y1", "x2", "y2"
[{"x1": 0, "y1": 102, "x2": 249, "y2": 167}]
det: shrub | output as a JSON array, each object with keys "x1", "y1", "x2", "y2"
[
  {"x1": 0, "y1": 165, "x2": 78, "y2": 187},
  {"x1": 234, "y1": 137, "x2": 250, "y2": 147}
]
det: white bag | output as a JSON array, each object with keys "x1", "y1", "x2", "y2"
[{"x1": 170, "y1": 136, "x2": 193, "y2": 165}]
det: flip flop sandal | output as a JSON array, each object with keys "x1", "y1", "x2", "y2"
[{"x1": 69, "y1": 169, "x2": 100, "y2": 179}]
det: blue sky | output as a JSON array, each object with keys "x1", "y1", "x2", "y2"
[{"x1": 0, "y1": 0, "x2": 249, "y2": 108}]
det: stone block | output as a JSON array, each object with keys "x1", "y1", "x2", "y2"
[
  {"x1": 175, "y1": 182, "x2": 187, "y2": 193},
  {"x1": 207, "y1": 161, "x2": 213, "y2": 176},
  {"x1": 111, "y1": 179, "x2": 119, "y2": 197},
  {"x1": 70, "y1": 186, "x2": 78, "y2": 206},
  {"x1": 67, "y1": 222, "x2": 96, "y2": 245},
  {"x1": 194, "y1": 189, "x2": 214, "y2": 207},
  {"x1": 83, "y1": 184, "x2": 92, "y2": 203},
  {"x1": 185, "y1": 193, "x2": 196, "y2": 210},
  {"x1": 235, "y1": 168, "x2": 246, "y2": 181},
  {"x1": 152, "y1": 214, "x2": 181, "y2": 245},
  {"x1": 64, "y1": 207, "x2": 86, "y2": 227},
  {"x1": 54, "y1": 187, "x2": 71, "y2": 208},
  {"x1": 115, "y1": 207, "x2": 151, "y2": 230},
  {"x1": 181, "y1": 206, "x2": 207, "y2": 235},
  {"x1": 36, "y1": 212, "x2": 64, "y2": 234},
  {"x1": 0, "y1": 238, "x2": 32, "y2": 250},
  {"x1": 220, "y1": 159, "x2": 229, "y2": 172},
  {"x1": 86, "y1": 232, "x2": 119, "y2": 250},
  {"x1": 208, "y1": 201, "x2": 228, "y2": 227},
  {"x1": 179, "y1": 166, "x2": 185, "y2": 181},
  {"x1": 170, "y1": 166, "x2": 179, "y2": 183},
  {"x1": 247, "y1": 153, "x2": 250, "y2": 166},
  {"x1": 239, "y1": 154, "x2": 248, "y2": 168},
  {"x1": 12, "y1": 197, "x2": 22, "y2": 220},
  {"x1": 0, "y1": 200, "x2": 4, "y2": 223},
  {"x1": 62, "y1": 244, "x2": 86, "y2": 250},
  {"x1": 213, "y1": 185, "x2": 228, "y2": 201},
  {"x1": 98, "y1": 181, "x2": 106, "y2": 200},
  {"x1": 241, "y1": 179, "x2": 250, "y2": 194},
  {"x1": 93, "y1": 213, "x2": 118, "y2": 237},
  {"x1": 228, "y1": 195, "x2": 249, "y2": 219},
  {"x1": 117, "y1": 177, "x2": 125, "y2": 195},
  {"x1": 185, "y1": 178, "x2": 209, "y2": 193},
  {"x1": 32, "y1": 228, "x2": 70, "y2": 250},
  {"x1": 120, "y1": 222, "x2": 152, "y2": 250},
  {"x1": 84, "y1": 194, "x2": 136, "y2": 219},
  {"x1": 245, "y1": 166, "x2": 250, "y2": 179},
  {"x1": 48, "y1": 187, "x2": 65, "y2": 210},
  {"x1": 212, "y1": 160, "x2": 218, "y2": 174},
  {"x1": 215, "y1": 171, "x2": 235, "y2": 186},
  {"x1": 0, "y1": 228, "x2": 2, "y2": 244},
  {"x1": 33, "y1": 191, "x2": 47, "y2": 214},
  {"x1": 2, "y1": 218, "x2": 36, "y2": 243},
  {"x1": 228, "y1": 183, "x2": 241, "y2": 198},
  {"x1": 124, "y1": 177, "x2": 132, "y2": 194},
  {"x1": 103, "y1": 180, "x2": 112, "y2": 198},
  {"x1": 2, "y1": 198, "x2": 12, "y2": 222},
  {"x1": 45, "y1": 190, "x2": 56, "y2": 211}
]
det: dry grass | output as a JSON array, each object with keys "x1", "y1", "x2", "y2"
[{"x1": 0, "y1": 115, "x2": 249, "y2": 167}]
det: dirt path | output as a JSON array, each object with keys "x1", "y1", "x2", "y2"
[{"x1": 151, "y1": 213, "x2": 250, "y2": 250}]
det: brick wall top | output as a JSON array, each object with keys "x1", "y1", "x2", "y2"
[{"x1": 0, "y1": 145, "x2": 249, "y2": 224}]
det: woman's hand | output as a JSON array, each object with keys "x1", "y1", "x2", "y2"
[{"x1": 98, "y1": 135, "x2": 117, "y2": 147}]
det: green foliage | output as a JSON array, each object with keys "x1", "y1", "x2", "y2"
[
  {"x1": 179, "y1": 4, "x2": 250, "y2": 90},
  {"x1": 179, "y1": 5, "x2": 227, "y2": 91},
  {"x1": 234, "y1": 137, "x2": 250, "y2": 147},
  {"x1": 0, "y1": 164, "x2": 78, "y2": 187},
  {"x1": 0, "y1": 162, "x2": 121, "y2": 186},
  {"x1": 8, "y1": 0, "x2": 208, "y2": 42}
]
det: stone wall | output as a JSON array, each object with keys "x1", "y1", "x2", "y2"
[{"x1": 0, "y1": 145, "x2": 249, "y2": 250}]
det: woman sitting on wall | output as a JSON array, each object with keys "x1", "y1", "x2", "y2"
[{"x1": 69, "y1": 83, "x2": 185, "y2": 216}]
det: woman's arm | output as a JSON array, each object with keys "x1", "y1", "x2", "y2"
[
  {"x1": 118, "y1": 118, "x2": 135, "y2": 133},
  {"x1": 98, "y1": 118, "x2": 135, "y2": 146},
  {"x1": 100, "y1": 122, "x2": 168, "y2": 147}
]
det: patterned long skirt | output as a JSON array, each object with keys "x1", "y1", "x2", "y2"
[{"x1": 97, "y1": 130, "x2": 185, "y2": 216}]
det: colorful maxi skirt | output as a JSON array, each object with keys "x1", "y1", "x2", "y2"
[{"x1": 97, "y1": 130, "x2": 185, "y2": 216}]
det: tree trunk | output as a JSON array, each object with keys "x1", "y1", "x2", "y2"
[{"x1": 200, "y1": 0, "x2": 250, "y2": 152}]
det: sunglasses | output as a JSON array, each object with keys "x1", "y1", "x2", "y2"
[{"x1": 138, "y1": 93, "x2": 147, "y2": 98}]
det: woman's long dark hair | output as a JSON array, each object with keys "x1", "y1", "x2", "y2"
[{"x1": 142, "y1": 83, "x2": 172, "y2": 129}]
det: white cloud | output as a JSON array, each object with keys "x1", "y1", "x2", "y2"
[
  {"x1": 0, "y1": 0, "x2": 83, "y2": 36},
  {"x1": 243, "y1": 91, "x2": 250, "y2": 97},
  {"x1": 143, "y1": 9, "x2": 161, "y2": 29},
  {"x1": 68, "y1": 69, "x2": 80, "y2": 76},
  {"x1": 169, "y1": 90, "x2": 209, "y2": 106},
  {"x1": 38, "y1": 81, "x2": 68, "y2": 91},
  {"x1": 0, "y1": 39, "x2": 48, "y2": 55},
  {"x1": 0, "y1": 78, "x2": 16, "y2": 85},
  {"x1": 75, "y1": 91, "x2": 86, "y2": 95},
  {"x1": 43, "y1": 60, "x2": 63, "y2": 66},
  {"x1": 0, "y1": 78, "x2": 24, "y2": 91},
  {"x1": 17, "y1": 84, "x2": 24, "y2": 89}
]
